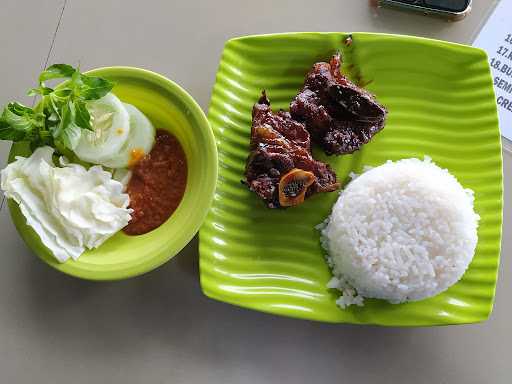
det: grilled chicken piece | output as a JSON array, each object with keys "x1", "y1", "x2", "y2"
[
  {"x1": 244, "y1": 92, "x2": 339, "y2": 208},
  {"x1": 290, "y1": 53, "x2": 387, "y2": 155}
]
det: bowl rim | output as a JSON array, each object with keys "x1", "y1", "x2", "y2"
[{"x1": 7, "y1": 65, "x2": 218, "y2": 281}]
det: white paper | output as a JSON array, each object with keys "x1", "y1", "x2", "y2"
[{"x1": 473, "y1": 0, "x2": 512, "y2": 142}]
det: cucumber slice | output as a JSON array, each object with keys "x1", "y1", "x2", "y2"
[
  {"x1": 99, "y1": 103, "x2": 155, "y2": 169},
  {"x1": 73, "y1": 93, "x2": 130, "y2": 164}
]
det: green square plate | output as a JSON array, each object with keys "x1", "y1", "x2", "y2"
[{"x1": 199, "y1": 32, "x2": 503, "y2": 325}]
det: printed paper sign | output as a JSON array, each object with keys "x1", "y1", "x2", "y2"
[{"x1": 473, "y1": 0, "x2": 512, "y2": 142}]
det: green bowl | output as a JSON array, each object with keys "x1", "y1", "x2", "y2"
[{"x1": 7, "y1": 66, "x2": 218, "y2": 280}]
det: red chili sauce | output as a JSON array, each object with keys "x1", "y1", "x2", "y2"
[{"x1": 123, "y1": 130, "x2": 187, "y2": 235}]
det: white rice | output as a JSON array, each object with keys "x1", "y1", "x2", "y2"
[{"x1": 320, "y1": 157, "x2": 479, "y2": 308}]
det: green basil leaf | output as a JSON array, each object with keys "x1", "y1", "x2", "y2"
[
  {"x1": 48, "y1": 93, "x2": 63, "y2": 118},
  {"x1": 79, "y1": 75, "x2": 114, "y2": 100},
  {"x1": 28, "y1": 86, "x2": 54, "y2": 96},
  {"x1": 1, "y1": 102, "x2": 35, "y2": 132},
  {"x1": 70, "y1": 70, "x2": 82, "y2": 88},
  {"x1": 53, "y1": 87, "x2": 73, "y2": 99},
  {"x1": 7, "y1": 102, "x2": 34, "y2": 115},
  {"x1": 52, "y1": 101, "x2": 71, "y2": 138},
  {"x1": 61, "y1": 124, "x2": 82, "y2": 150},
  {"x1": 49, "y1": 91, "x2": 72, "y2": 118},
  {"x1": 56, "y1": 101, "x2": 83, "y2": 150},
  {"x1": 0, "y1": 118, "x2": 27, "y2": 141},
  {"x1": 39, "y1": 64, "x2": 76, "y2": 83},
  {"x1": 73, "y1": 100, "x2": 92, "y2": 131}
]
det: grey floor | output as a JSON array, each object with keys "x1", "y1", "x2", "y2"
[{"x1": 0, "y1": 1, "x2": 510, "y2": 383}]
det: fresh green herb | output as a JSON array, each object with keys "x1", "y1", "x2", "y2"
[
  {"x1": 38, "y1": 64, "x2": 76, "y2": 83},
  {"x1": 73, "y1": 99, "x2": 92, "y2": 131},
  {"x1": 0, "y1": 64, "x2": 114, "y2": 153},
  {"x1": 79, "y1": 75, "x2": 113, "y2": 100}
]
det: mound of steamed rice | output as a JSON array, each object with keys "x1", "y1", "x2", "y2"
[{"x1": 319, "y1": 157, "x2": 479, "y2": 308}]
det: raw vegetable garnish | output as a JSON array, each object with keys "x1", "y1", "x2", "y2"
[{"x1": 0, "y1": 64, "x2": 114, "y2": 152}]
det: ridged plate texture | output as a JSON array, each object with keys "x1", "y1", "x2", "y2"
[{"x1": 199, "y1": 32, "x2": 503, "y2": 325}]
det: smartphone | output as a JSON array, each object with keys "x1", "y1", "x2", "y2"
[{"x1": 377, "y1": 0, "x2": 472, "y2": 21}]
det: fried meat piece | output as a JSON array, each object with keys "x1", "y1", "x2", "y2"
[
  {"x1": 290, "y1": 53, "x2": 387, "y2": 155},
  {"x1": 244, "y1": 92, "x2": 339, "y2": 208}
]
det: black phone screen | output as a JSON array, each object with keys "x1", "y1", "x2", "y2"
[{"x1": 423, "y1": 0, "x2": 471, "y2": 12}]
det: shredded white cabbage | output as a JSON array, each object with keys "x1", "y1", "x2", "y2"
[{"x1": 1, "y1": 146, "x2": 132, "y2": 262}]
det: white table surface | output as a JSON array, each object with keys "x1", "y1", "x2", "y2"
[{"x1": 0, "y1": 1, "x2": 510, "y2": 383}]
